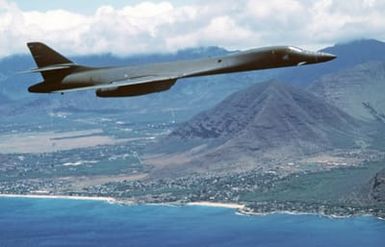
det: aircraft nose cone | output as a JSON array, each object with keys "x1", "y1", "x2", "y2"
[
  {"x1": 317, "y1": 52, "x2": 336, "y2": 62},
  {"x1": 28, "y1": 85, "x2": 38, "y2": 93}
]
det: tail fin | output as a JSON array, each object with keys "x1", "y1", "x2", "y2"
[
  {"x1": 26, "y1": 42, "x2": 75, "y2": 81},
  {"x1": 27, "y1": 42, "x2": 72, "y2": 68}
]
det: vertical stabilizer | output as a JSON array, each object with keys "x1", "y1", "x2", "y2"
[
  {"x1": 27, "y1": 42, "x2": 73, "y2": 68},
  {"x1": 26, "y1": 42, "x2": 75, "y2": 81}
]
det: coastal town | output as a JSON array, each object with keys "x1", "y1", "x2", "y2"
[{"x1": 1, "y1": 154, "x2": 385, "y2": 219}]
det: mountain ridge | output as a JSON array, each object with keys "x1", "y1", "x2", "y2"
[
  {"x1": 148, "y1": 80, "x2": 368, "y2": 176},
  {"x1": 310, "y1": 61, "x2": 385, "y2": 121}
]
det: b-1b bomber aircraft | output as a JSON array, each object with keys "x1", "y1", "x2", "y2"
[{"x1": 25, "y1": 42, "x2": 335, "y2": 97}]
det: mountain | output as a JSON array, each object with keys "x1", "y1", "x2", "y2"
[
  {"x1": 309, "y1": 61, "x2": 385, "y2": 121},
  {"x1": 147, "y1": 80, "x2": 367, "y2": 176},
  {"x1": 281, "y1": 39, "x2": 385, "y2": 85}
]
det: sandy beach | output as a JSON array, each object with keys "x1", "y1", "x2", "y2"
[
  {"x1": 0, "y1": 195, "x2": 244, "y2": 210},
  {"x1": 187, "y1": 201, "x2": 245, "y2": 209},
  {"x1": 0, "y1": 195, "x2": 244, "y2": 211}
]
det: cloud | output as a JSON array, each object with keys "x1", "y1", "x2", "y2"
[{"x1": 0, "y1": 0, "x2": 385, "y2": 58}]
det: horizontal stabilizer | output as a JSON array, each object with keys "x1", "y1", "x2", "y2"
[
  {"x1": 19, "y1": 63, "x2": 79, "y2": 74},
  {"x1": 25, "y1": 42, "x2": 84, "y2": 81}
]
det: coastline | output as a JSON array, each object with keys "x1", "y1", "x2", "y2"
[
  {"x1": 237, "y1": 207, "x2": 377, "y2": 220},
  {"x1": 187, "y1": 201, "x2": 245, "y2": 209},
  {"x1": 0, "y1": 194, "x2": 245, "y2": 210},
  {"x1": 0, "y1": 194, "x2": 383, "y2": 220},
  {"x1": 0, "y1": 193, "x2": 116, "y2": 203}
]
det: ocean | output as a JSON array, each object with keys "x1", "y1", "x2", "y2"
[{"x1": 0, "y1": 197, "x2": 384, "y2": 247}]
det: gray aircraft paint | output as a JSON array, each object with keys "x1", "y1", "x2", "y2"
[{"x1": 26, "y1": 42, "x2": 336, "y2": 97}]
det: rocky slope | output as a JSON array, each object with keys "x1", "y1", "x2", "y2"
[
  {"x1": 148, "y1": 81, "x2": 367, "y2": 176},
  {"x1": 310, "y1": 61, "x2": 385, "y2": 121}
]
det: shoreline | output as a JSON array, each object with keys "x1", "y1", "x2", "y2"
[
  {"x1": 238, "y1": 208, "x2": 346, "y2": 219},
  {"x1": 0, "y1": 194, "x2": 245, "y2": 210},
  {"x1": 0, "y1": 194, "x2": 383, "y2": 221},
  {"x1": 186, "y1": 201, "x2": 245, "y2": 209},
  {"x1": 237, "y1": 207, "x2": 382, "y2": 220},
  {"x1": 0, "y1": 193, "x2": 116, "y2": 203}
]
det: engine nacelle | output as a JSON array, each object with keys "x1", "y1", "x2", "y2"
[{"x1": 96, "y1": 79, "x2": 177, "y2": 97}]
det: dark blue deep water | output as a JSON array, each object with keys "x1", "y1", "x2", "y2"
[{"x1": 0, "y1": 198, "x2": 384, "y2": 247}]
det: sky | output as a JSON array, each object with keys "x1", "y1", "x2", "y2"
[{"x1": 1, "y1": 0, "x2": 385, "y2": 58}]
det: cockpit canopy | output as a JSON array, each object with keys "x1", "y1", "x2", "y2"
[{"x1": 288, "y1": 46, "x2": 303, "y2": 53}]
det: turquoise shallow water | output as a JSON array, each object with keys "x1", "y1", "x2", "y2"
[{"x1": 0, "y1": 197, "x2": 384, "y2": 247}]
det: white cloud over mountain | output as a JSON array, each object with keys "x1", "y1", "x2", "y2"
[{"x1": 0, "y1": 0, "x2": 384, "y2": 57}]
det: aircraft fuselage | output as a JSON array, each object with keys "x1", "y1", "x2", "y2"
[{"x1": 26, "y1": 43, "x2": 336, "y2": 97}]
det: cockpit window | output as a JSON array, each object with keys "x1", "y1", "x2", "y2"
[{"x1": 288, "y1": 46, "x2": 303, "y2": 52}]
